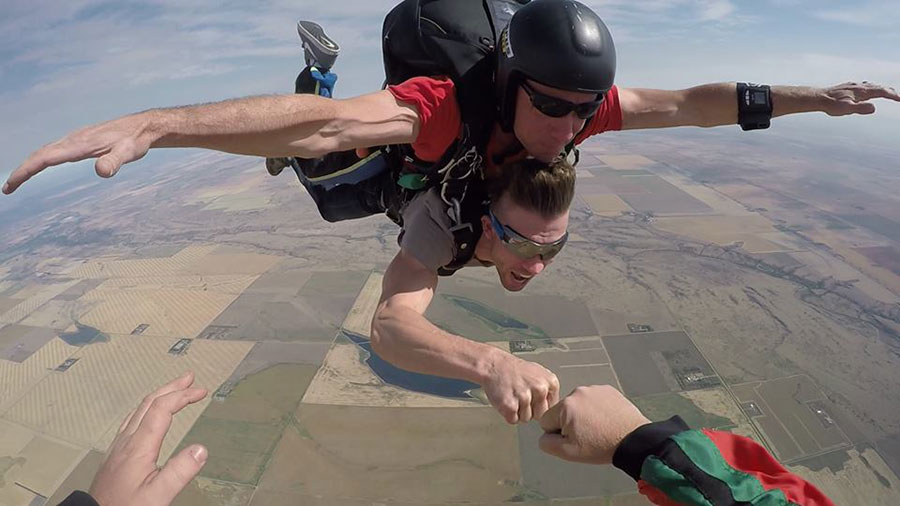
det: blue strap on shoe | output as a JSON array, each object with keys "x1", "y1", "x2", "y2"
[{"x1": 310, "y1": 67, "x2": 337, "y2": 98}]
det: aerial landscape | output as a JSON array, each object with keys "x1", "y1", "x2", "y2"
[{"x1": 0, "y1": 124, "x2": 898, "y2": 504}]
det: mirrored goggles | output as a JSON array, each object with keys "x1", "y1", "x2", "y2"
[
  {"x1": 521, "y1": 81, "x2": 604, "y2": 119},
  {"x1": 489, "y1": 209, "x2": 568, "y2": 260}
]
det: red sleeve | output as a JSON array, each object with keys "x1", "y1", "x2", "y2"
[
  {"x1": 614, "y1": 417, "x2": 834, "y2": 506},
  {"x1": 387, "y1": 76, "x2": 462, "y2": 162},
  {"x1": 574, "y1": 85, "x2": 622, "y2": 144},
  {"x1": 702, "y1": 429, "x2": 834, "y2": 506}
]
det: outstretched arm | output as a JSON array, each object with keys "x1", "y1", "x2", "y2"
[
  {"x1": 619, "y1": 81, "x2": 899, "y2": 130},
  {"x1": 540, "y1": 385, "x2": 835, "y2": 506},
  {"x1": 3, "y1": 89, "x2": 419, "y2": 194},
  {"x1": 372, "y1": 249, "x2": 559, "y2": 424}
]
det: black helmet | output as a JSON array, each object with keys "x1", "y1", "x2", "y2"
[{"x1": 496, "y1": 0, "x2": 616, "y2": 131}]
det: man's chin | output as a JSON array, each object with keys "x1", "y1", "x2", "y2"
[{"x1": 499, "y1": 273, "x2": 529, "y2": 292}]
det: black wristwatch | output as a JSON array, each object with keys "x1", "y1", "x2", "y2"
[{"x1": 736, "y1": 82, "x2": 773, "y2": 131}]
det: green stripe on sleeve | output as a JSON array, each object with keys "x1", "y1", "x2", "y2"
[
  {"x1": 642, "y1": 455, "x2": 715, "y2": 506},
  {"x1": 670, "y1": 430, "x2": 792, "y2": 505}
]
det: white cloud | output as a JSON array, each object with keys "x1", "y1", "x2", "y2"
[
  {"x1": 698, "y1": 0, "x2": 737, "y2": 21},
  {"x1": 813, "y1": 1, "x2": 900, "y2": 28}
]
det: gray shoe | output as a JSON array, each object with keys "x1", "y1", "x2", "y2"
[
  {"x1": 297, "y1": 20, "x2": 340, "y2": 71},
  {"x1": 265, "y1": 157, "x2": 291, "y2": 176}
]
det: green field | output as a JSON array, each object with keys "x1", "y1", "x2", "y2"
[
  {"x1": 177, "y1": 363, "x2": 319, "y2": 485},
  {"x1": 631, "y1": 392, "x2": 735, "y2": 430}
]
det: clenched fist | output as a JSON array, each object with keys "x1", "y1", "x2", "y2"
[
  {"x1": 538, "y1": 385, "x2": 650, "y2": 465},
  {"x1": 481, "y1": 351, "x2": 560, "y2": 424}
]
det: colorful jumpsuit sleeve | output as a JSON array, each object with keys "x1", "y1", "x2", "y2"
[{"x1": 612, "y1": 416, "x2": 834, "y2": 506}]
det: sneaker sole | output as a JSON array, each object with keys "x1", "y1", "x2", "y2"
[{"x1": 297, "y1": 21, "x2": 340, "y2": 56}]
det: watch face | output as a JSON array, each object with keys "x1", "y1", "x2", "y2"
[{"x1": 753, "y1": 91, "x2": 768, "y2": 103}]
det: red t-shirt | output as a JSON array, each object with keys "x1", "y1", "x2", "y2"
[{"x1": 388, "y1": 76, "x2": 623, "y2": 163}]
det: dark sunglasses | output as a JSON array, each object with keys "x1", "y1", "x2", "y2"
[
  {"x1": 521, "y1": 81, "x2": 604, "y2": 119},
  {"x1": 489, "y1": 209, "x2": 568, "y2": 260}
]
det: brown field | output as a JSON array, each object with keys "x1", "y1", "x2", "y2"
[
  {"x1": 79, "y1": 288, "x2": 242, "y2": 337},
  {"x1": 581, "y1": 193, "x2": 633, "y2": 216},
  {"x1": 594, "y1": 154, "x2": 657, "y2": 170},
  {"x1": 17, "y1": 300, "x2": 89, "y2": 331},
  {"x1": 242, "y1": 268, "x2": 314, "y2": 296},
  {"x1": 425, "y1": 276, "x2": 598, "y2": 341},
  {"x1": 301, "y1": 334, "x2": 482, "y2": 408},
  {"x1": 800, "y1": 229, "x2": 900, "y2": 300},
  {"x1": 2, "y1": 334, "x2": 251, "y2": 458},
  {"x1": 789, "y1": 448, "x2": 900, "y2": 506},
  {"x1": 631, "y1": 392, "x2": 734, "y2": 432},
  {"x1": 837, "y1": 213, "x2": 900, "y2": 240},
  {"x1": 54, "y1": 279, "x2": 105, "y2": 301},
  {"x1": 3, "y1": 334, "x2": 179, "y2": 446},
  {"x1": 95, "y1": 274, "x2": 257, "y2": 294},
  {"x1": 617, "y1": 175, "x2": 713, "y2": 215},
  {"x1": 153, "y1": 338, "x2": 256, "y2": 461},
  {"x1": 69, "y1": 245, "x2": 220, "y2": 278},
  {"x1": 255, "y1": 404, "x2": 521, "y2": 504},
  {"x1": 680, "y1": 387, "x2": 758, "y2": 441},
  {"x1": 656, "y1": 174, "x2": 755, "y2": 216},
  {"x1": 13, "y1": 435, "x2": 84, "y2": 497},
  {"x1": 732, "y1": 376, "x2": 851, "y2": 462},
  {"x1": 714, "y1": 182, "x2": 811, "y2": 214},
  {"x1": 46, "y1": 450, "x2": 105, "y2": 505},
  {"x1": 0, "y1": 324, "x2": 58, "y2": 362},
  {"x1": 0, "y1": 337, "x2": 80, "y2": 413},
  {"x1": 0, "y1": 280, "x2": 81, "y2": 324},
  {"x1": 603, "y1": 331, "x2": 718, "y2": 398},
  {"x1": 788, "y1": 248, "x2": 899, "y2": 304},
  {"x1": 652, "y1": 215, "x2": 791, "y2": 253},
  {"x1": 225, "y1": 341, "x2": 331, "y2": 383},
  {"x1": 200, "y1": 293, "x2": 337, "y2": 343},
  {"x1": 518, "y1": 420, "x2": 636, "y2": 498},
  {"x1": 173, "y1": 477, "x2": 255, "y2": 506},
  {"x1": 184, "y1": 252, "x2": 281, "y2": 276},
  {"x1": 202, "y1": 194, "x2": 272, "y2": 212},
  {"x1": 6, "y1": 283, "x2": 48, "y2": 300},
  {"x1": 0, "y1": 482, "x2": 41, "y2": 505},
  {"x1": 0, "y1": 296, "x2": 20, "y2": 315},
  {"x1": 247, "y1": 490, "x2": 375, "y2": 506},
  {"x1": 340, "y1": 272, "x2": 382, "y2": 337},
  {"x1": 731, "y1": 382, "x2": 803, "y2": 461},
  {"x1": 181, "y1": 363, "x2": 319, "y2": 485},
  {"x1": 854, "y1": 246, "x2": 900, "y2": 276},
  {"x1": 0, "y1": 419, "x2": 33, "y2": 456},
  {"x1": 200, "y1": 270, "x2": 370, "y2": 344}
]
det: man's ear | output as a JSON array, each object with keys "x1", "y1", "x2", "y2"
[{"x1": 481, "y1": 214, "x2": 494, "y2": 240}]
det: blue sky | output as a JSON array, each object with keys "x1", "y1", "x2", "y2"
[{"x1": 1, "y1": 0, "x2": 898, "y2": 189}]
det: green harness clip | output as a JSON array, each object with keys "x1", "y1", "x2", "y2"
[{"x1": 397, "y1": 173, "x2": 428, "y2": 190}]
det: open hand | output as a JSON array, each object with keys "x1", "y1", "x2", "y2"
[
  {"x1": 89, "y1": 371, "x2": 208, "y2": 506},
  {"x1": 3, "y1": 112, "x2": 157, "y2": 195},
  {"x1": 822, "y1": 81, "x2": 900, "y2": 116}
]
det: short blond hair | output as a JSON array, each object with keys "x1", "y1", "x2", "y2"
[{"x1": 489, "y1": 157, "x2": 575, "y2": 217}]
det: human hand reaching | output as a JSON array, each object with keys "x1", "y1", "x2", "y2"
[
  {"x1": 88, "y1": 371, "x2": 208, "y2": 506},
  {"x1": 820, "y1": 81, "x2": 900, "y2": 116},
  {"x1": 3, "y1": 112, "x2": 157, "y2": 195}
]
